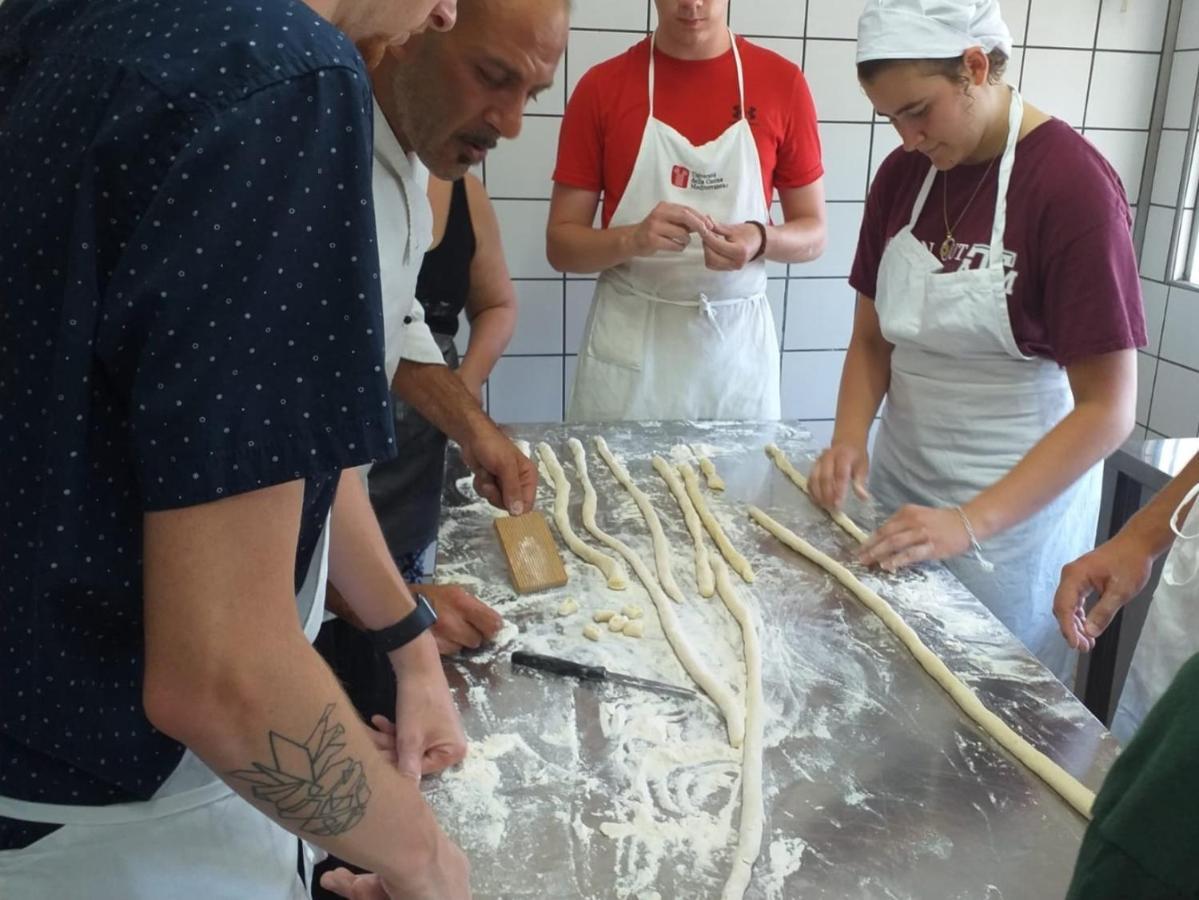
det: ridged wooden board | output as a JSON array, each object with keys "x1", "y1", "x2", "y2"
[{"x1": 493, "y1": 511, "x2": 569, "y2": 594}]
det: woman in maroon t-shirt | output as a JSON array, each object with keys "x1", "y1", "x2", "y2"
[{"x1": 808, "y1": 0, "x2": 1145, "y2": 680}]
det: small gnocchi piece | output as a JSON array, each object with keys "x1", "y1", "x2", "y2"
[
  {"x1": 557, "y1": 597, "x2": 579, "y2": 616},
  {"x1": 582, "y1": 623, "x2": 603, "y2": 641},
  {"x1": 593, "y1": 609, "x2": 617, "y2": 623},
  {"x1": 621, "y1": 604, "x2": 643, "y2": 620},
  {"x1": 622, "y1": 620, "x2": 645, "y2": 638},
  {"x1": 607, "y1": 614, "x2": 629, "y2": 632}
]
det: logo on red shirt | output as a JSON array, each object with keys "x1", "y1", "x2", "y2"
[{"x1": 670, "y1": 165, "x2": 690, "y2": 189}]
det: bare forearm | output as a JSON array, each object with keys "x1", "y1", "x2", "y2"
[
  {"x1": 458, "y1": 306, "x2": 515, "y2": 387},
  {"x1": 965, "y1": 402, "x2": 1134, "y2": 540},
  {"x1": 395, "y1": 359, "x2": 490, "y2": 446},
  {"x1": 146, "y1": 624, "x2": 439, "y2": 883},
  {"x1": 328, "y1": 469, "x2": 415, "y2": 627},
  {"x1": 546, "y1": 222, "x2": 637, "y2": 273},
  {"x1": 1117, "y1": 451, "x2": 1199, "y2": 557},
  {"x1": 763, "y1": 215, "x2": 826, "y2": 264},
  {"x1": 832, "y1": 338, "x2": 891, "y2": 448}
]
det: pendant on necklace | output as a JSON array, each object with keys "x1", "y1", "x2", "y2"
[{"x1": 940, "y1": 234, "x2": 956, "y2": 262}]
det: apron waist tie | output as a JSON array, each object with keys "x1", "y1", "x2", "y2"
[{"x1": 697, "y1": 292, "x2": 726, "y2": 340}]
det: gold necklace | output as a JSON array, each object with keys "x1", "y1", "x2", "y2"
[{"x1": 940, "y1": 152, "x2": 999, "y2": 262}]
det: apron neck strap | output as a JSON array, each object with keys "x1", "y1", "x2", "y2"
[
  {"x1": 907, "y1": 87, "x2": 1025, "y2": 266},
  {"x1": 1172, "y1": 482, "x2": 1199, "y2": 540},
  {"x1": 648, "y1": 29, "x2": 745, "y2": 120}
]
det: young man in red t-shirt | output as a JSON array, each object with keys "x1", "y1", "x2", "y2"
[{"x1": 547, "y1": 0, "x2": 826, "y2": 423}]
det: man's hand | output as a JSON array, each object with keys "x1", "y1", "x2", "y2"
[
  {"x1": 808, "y1": 443, "x2": 870, "y2": 511},
  {"x1": 320, "y1": 834, "x2": 472, "y2": 900},
  {"x1": 628, "y1": 202, "x2": 712, "y2": 257},
  {"x1": 459, "y1": 420, "x2": 537, "y2": 515},
  {"x1": 858, "y1": 505, "x2": 972, "y2": 572},
  {"x1": 386, "y1": 633, "x2": 467, "y2": 779},
  {"x1": 701, "y1": 222, "x2": 763, "y2": 271},
  {"x1": 1053, "y1": 534, "x2": 1156, "y2": 652},
  {"x1": 423, "y1": 583, "x2": 504, "y2": 655}
]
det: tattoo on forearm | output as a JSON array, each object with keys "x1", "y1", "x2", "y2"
[{"x1": 231, "y1": 704, "x2": 371, "y2": 836}]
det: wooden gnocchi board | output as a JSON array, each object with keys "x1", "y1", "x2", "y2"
[{"x1": 493, "y1": 511, "x2": 568, "y2": 594}]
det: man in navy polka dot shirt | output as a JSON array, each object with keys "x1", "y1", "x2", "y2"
[{"x1": 0, "y1": 1, "x2": 479, "y2": 897}]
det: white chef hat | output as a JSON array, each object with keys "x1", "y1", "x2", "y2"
[{"x1": 857, "y1": 0, "x2": 1012, "y2": 64}]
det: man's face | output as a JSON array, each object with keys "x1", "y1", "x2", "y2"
[
  {"x1": 379, "y1": 0, "x2": 568, "y2": 179},
  {"x1": 653, "y1": 0, "x2": 730, "y2": 47}
]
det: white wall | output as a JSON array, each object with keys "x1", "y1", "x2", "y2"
[
  {"x1": 1136, "y1": 0, "x2": 1199, "y2": 440},
  {"x1": 470, "y1": 0, "x2": 1169, "y2": 440}
]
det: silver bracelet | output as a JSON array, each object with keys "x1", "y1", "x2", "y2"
[{"x1": 953, "y1": 505, "x2": 995, "y2": 573}]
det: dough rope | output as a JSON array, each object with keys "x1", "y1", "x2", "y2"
[
  {"x1": 764, "y1": 443, "x2": 870, "y2": 544},
  {"x1": 712, "y1": 556, "x2": 764, "y2": 900},
  {"x1": 568, "y1": 438, "x2": 745, "y2": 747},
  {"x1": 747, "y1": 505, "x2": 1096, "y2": 819},
  {"x1": 680, "y1": 461, "x2": 755, "y2": 583},
  {"x1": 652, "y1": 456, "x2": 716, "y2": 597},
  {"x1": 536, "y1": 443, "x2": 627, "y2": 590},
  {"x1": 697, "y1": 454, "x2": 726, "y2": 491},
  {"x1": 595, "y1": 437, "x2": 686, "y2": 604}
]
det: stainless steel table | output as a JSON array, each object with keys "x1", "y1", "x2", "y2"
[{"x1": 423, "y1": 421, "x2": 1118, "y2": 900}]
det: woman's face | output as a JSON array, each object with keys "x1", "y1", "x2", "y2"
[{"x1": 862, "y1": 63, "x2": 988, "y2": 170}]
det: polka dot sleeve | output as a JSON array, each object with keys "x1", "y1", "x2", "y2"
[{"x1": 97, "y1": 70, "x2": 396, "y2": 510}]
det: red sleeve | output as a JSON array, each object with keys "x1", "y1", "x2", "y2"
[
  {"x1": 773, "y1": 68, "x2": 823, "y2": 190},
  {"x1": 552, "y1": 66, "x2": 605, "y2": 193}
]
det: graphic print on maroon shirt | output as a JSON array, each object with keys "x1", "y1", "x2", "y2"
[{"x1": 850, "y1": 118, "x2": 1146, "y2": 366}]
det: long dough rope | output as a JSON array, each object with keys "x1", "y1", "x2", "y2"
[
  {"x1": 595, "y1": 436, "x2": 686, "y2": 605},
  {"x1": 680, "y1": 461, "x2": 755, "y2": 583},
  {"x1": 536, "y1": 442, "x2": 627, "y2": 590},
  {"x1": 652, "y1": 456, "x2": 715, "y2": 598},
  {"x1": 712, "y1": 556, "x2": 764, "y2": 900},
  {"x1": 568, "y1": 438, "x2": 745, "y2": 748},
  {"x1": 747, "y1": 505, "x2": 1096, "y2": 819},
  {"x1": 764, "y1": 443, "x2": 870, "y2": 545}
]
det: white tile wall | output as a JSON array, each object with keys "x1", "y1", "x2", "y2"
[
  {"x1": 1140, "y1": 204, "x2": 1175, "y2": 281},
  {"x1": 1151, "y1": 128, "x2": 1187, "y2": 206},
  {"x1": 1086, "y1": 52, "x2": 1160, "y2": 130},
  {"x1": 1140, "y1": 277, "x2": 1168, "y2": 356},
  {"x1": 476, "y1": 0, "x2": 1169, "y2": 436},
  {"x1": 729, "y1": 0, "x2": 805, "y2": 39},
  {"x1": 1164, "y1": 50, "x2": 1199, "y2": 129},
  {"x1": 1136, "y1": 350, "x2": 1157, "y2": 424},
  {"x1": 1160, "y1": 286, "x2": 1199, "y2": 370},
  {"x1": 1021, "y1": 49, "x2": 1092, "y2": 126},
  {"x1": 1179, "y1": 0, "x2": 1199, "y2": 50},
  {"x1": 1096, "y1": 0, "x2": 1170, "y2": 52},
  {"x1": 1147, "y1": 360, "x2": 1199, "y2": 437},
  {"x1": 1026, "y1": 0, "x2": 1102, "y2": 48}
]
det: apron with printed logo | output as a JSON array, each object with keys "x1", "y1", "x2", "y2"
[{"x1": 568, "y1": 32, "x2": 780, "y2": 423}]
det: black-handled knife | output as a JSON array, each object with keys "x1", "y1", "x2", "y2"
[{"x1": 511, "y1": 650, "x2": 696, "y2": 700}]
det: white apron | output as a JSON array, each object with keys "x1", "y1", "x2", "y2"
[
  {"x1": 568, "y1": 31, "x2": 780, "y2": 423},
  {"x1": 869, "y1": 89, "x2": 1100, "y2": 683},
  {"x1": 0, "y1": 520, "x2": 332, "y2": 899},
  {"x1": 1110, "y1": 483, "x2": 1199, "y2": 743}
]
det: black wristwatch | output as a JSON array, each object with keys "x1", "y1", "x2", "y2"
[{"x1": 366, "y1": 593, "x2": 438, "y2": 654}]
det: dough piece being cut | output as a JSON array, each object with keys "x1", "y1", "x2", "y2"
[
  {"x1": 536, "y1": 442, "x2": 628, "y2": 590},
  {"x1": 593, "y1": 609, "x2": 617, "y2": 622},
  {"x1": 764, "y1": 443, "x2": 869, "y2": 544},
  {"x1": 568, "y1": 437, "x2": 744, "y2": 747},
  {"x1": 712, "y1": 556, "x2": 764, "y2": 900},
  {"x1": 746, "y1": 504, "x2": 1096, "y2": 820},
  {"x1": 680, "y1": 462, "x2": 754, "y2": 583},
  {"x1": 652, "y1": 456, "x2": 716, "y2": 597},
  {"x1": 622, "y1": 620, "x2": 645, "y2": 638},
  {"x1": 557, "y1": 597, "x2": 579, "y2": 616},
  {"x1": 608, "y1": 614, "x2": 629, "y2": 632},
  {"x1": 582, "y1": 623, "x2": 603, "y2": 642},
  {"x1": 621, "y1": 604, "x2": 644, "y2": 620},
  {"x1": 697, "y1": 454, "x2": 726, "y2": 491},
  {"x1": 594, "y1": 437, "x2": 686, "y2": 604}
]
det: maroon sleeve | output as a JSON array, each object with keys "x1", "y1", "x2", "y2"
[
  {"x1": 848, "y1": 151, "x2": 902, "y2": 301},
  {"x1": 552, "y1": 66, "x2": 605, "y2": 193},
  {"x1": 1037, "y1": 169, "x2": 1147, "y2": 366},
  {"x1": 774, "y1": 68, "x2": 824, "y2": 190}
]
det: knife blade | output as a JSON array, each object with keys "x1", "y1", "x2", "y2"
[{"x1": 511, "y1": 650, "x2": 696, "y2": 700}]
